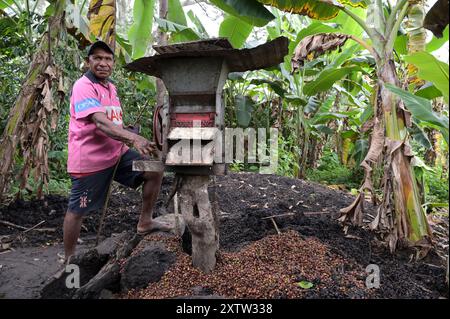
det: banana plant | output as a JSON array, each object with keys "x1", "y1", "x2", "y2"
[
  {"x1": 224, "y1": 72, "x2": 257, "y2": 128},
  {"x1": 209, "y1": 0, "x2": 275, "y2": 26},
  {"x1": 404, "y1": 0, "x2": 426, "y2": 86},
  {"x1": 210, "y1": 0, "x2": 440, "y2": 256},
  {"x1": 268, "y1": 10, "x2": 373, "y2": 177},
  {"x1": 155, "y1": 16, "x2": 201, "y2": 42},
  {"x1": 0, "y1": 0, "x2": 67, "y2": 200},
  {"x1": 128, "y1": 0, "x2": 155, "y2": 59},
  {"x1": 187, "y1": 9, "x2": 210, "y2": 38},
  {"x1": 394, "y1": 2, "x2": 448, "y2": 173},
  {"x1": 128, "y1": 0, "x2": 195, "y2": 59},
  {"x1": 219, "y1": 14, "x2": 253, "y2": 48},
  {"x1": 155, "y1": 0, "x2": 211, "y2": 44},
  {"x1": 87, "y1": 0, "x2": 116, "y2": 49}
]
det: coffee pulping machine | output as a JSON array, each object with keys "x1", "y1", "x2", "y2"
[{"x1": 125, "y1": 37, "x2": 288, "y2": 273}]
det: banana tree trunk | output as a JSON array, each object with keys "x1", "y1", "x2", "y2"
[
  {"x1": 406, "y1": 0, "x2": 427, "y2": 86},
  {"x1": 88, "y1": 0, "x2": 117, "y2": 50},
  {"x1": 424, "y1": 129, "x2": 437, "y2": 165},
  {"x1": 425, "y1": 99, "x2": 445, "y2": 166},
  {"x1": 0, "y1": 0, "x2": 66, "y2": 200},
  {"x1": 307, "y1": 138, "x2": 320, "y2": 169},
  {"x1": 337, "y1": 0, "x2": 433, "y2": 257},
  {"x1": 298, "y1": 131, "x2": 310, "y2": 179},
  {"x1": 295, "y1": 103, "x2": 307, "y2": 179},
  {"x1": 341, "y1": 58, "x2": 433, "y2": 254},
  {"x1": 406, "y1": 0, "x2": 430, "y2": 200},
  {"x1": 341, "y1": 138, "x2": 352, "y2": 166},
  {"x1": 376, "y1": 58, "x2": 432, "y2": 252}
]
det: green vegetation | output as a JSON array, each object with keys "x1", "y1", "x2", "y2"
[
  {"x1": 306, "y1": 149, "x2": 364, "y2": 190},
  {"x1": 0, "y1": 0, "x2": 448, "y2": 253}
]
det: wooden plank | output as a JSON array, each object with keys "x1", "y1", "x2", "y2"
[
  {"x1": 153, "y1": 38, "x2": 233, "y2": 54},
  {"x1": 166, "y1": 166, "x2": 213, "y2": 175},
  {"x1": 132, "y1": 160, "x2": 165, "y2": 172},
  {"x1": 165, "y1": 164, "x2": 226, "y2": 176},
  {"x1": 201, "y1": 141, "x2": 214, "y2": 164},
  {"x1": 215, "y1": 61, "x2": 228, "y2": 129},
  {"x1": 166, "y1": 142, "x2": 214, "y2": 165}
]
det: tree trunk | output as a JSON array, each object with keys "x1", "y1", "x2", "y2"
[
  {"x1": 426, "y1": 99, "x2": 445, "y2": 166},
  {"x1": 307, "y1": 138, "x2": 318, "y2": 169},
  {"x1": 178, "y1": 175, "x2": 219, "y2": 273},
  {"x1": 376, "y1": 59, "x2": 432, "y2": 253},
  {"x1": 406, "y1": 0, "x2": 427, "y2": 86},
  {"x1": 298, "y1": 129, "x2": 309, "y2": 179},
  {"x1": 424, "y1": 129, "x2": 438, "y2": 166},
  {"x1": 0, "y1": 0, "x2": 66, "y2": 200}
]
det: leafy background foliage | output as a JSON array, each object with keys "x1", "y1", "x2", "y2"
[{"x1": 0, "y1": 0, "x2": 448, "y2": 209}]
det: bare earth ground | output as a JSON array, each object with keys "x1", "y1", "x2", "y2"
[{"x1": 0, "y1": 173, "x2": 448, "y2": 299}]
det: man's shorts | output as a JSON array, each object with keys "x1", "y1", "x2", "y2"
[{"x1": 68, "y1": 149, "x2": 144, "y2": 214}]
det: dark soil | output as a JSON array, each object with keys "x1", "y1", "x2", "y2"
[
  {"x1": 0, "y1": 177, "x2": 174, "y2": 247},
  {"x1": 0, "y1": 173, "x2": 448, "y2": 299}
]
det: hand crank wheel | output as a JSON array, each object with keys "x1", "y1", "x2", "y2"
[{"x1": 152, "y1": 104, "x2": 164, "y2": 151}]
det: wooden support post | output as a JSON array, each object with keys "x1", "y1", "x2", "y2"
[{"x1": 178, "y1": 175, "x2": 219, "y2": 273}]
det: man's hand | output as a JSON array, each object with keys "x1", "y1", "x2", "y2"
[
  {"x1": 132, "y1": 135, "x2": 158, "y2": 157},
  {"x1": 91, "y1": 112, "x2": 158, "y2": 157}
]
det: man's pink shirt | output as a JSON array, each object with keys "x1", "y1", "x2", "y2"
[{"x1": 68, "y1": 71, "x2": 128, "y2": 173}]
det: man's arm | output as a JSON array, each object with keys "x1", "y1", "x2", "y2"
[{"x1": 91, "y1": 112, "x2": 156, "y2": 156}]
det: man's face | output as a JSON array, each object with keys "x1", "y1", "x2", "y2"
[{"x1": 87, "y1": 48, "x2": 114, "y2": 80}]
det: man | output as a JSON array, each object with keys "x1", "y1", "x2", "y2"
[{"x1": 64, "y1": 40, "x2": 170, "y2": 261}]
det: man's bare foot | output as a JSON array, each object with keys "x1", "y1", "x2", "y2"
[{"x1": 137, "y1": 219, "x2": 172, "y2": 235}]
